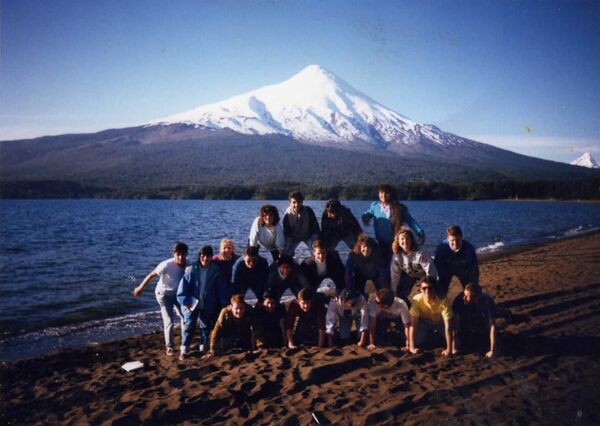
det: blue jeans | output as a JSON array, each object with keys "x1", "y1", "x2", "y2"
[
  {"x1": 156, "y1": 291, "x2": 181, "y2": 350},
  {"x1": 181, "y1": 306, "x2": 211, "y2": 351}
]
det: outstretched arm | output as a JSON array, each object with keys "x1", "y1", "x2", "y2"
[
  {"x1": 133, "y1": 271, "x2": 157, "y2": 297},
  {"x1": 486, "y1": 320, "x2": 496, "y2": 358},
  {"x1": 442, "y1": 318, "x2": 453, "y2": 356}
]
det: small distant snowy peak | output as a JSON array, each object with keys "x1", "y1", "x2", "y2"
[
  {"x1": 570, "y1": 152, "x2": 600, "y2": 169},
  {"x1": 148, "y1": 65, "x2": 470, "y2": 148}
]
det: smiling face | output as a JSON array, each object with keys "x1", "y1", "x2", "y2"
[
  {"x1": 399, "y1": 232, "x2": 411, "y2": 253},
  {"x1": 262, "y1": 297, "x2": 276, "y2": 312},
  {"x1": 262, "y1": 211, "x2": 275, "y2": 226},
  {"x1": 231, "y1": 302, "x2": 245, "y2": 318},
  {"x1": 290, "y1": 197, "x2": 303, "y2": 215},
  {"x1": 299, "y1": 299, "x2": 312, "y2": 313},
  {"x1": 199, "y1": 253, "x2": 211, "y2": 267},
  {"x1": 448, "y1": 235, "x2": 463, "y2": 252},
  {"x1": 313, "y1": 247, "x2": 327, "y2": 263},
  {"x1": 221, "y1": 243, "x2": 233, "y2": 260},
  {"x1": 360, "y1": 243, "x2": 373, "y2": 258},
  {"x1": 173, "y1": 251, "x2": 187, "y2": 267},
  {"x1": 278, "y1": 263, "x2": 292, "y2": 278},
  {"x1": 378, "y1": 190, "x2": 390, "y2": 205}
]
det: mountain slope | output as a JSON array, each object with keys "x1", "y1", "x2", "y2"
[{"x1": 571, "y1": 152, "x2": 600, "y2": 169}]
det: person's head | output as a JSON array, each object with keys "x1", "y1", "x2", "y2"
[
  {"x1": 377, "y1": 184, "x2": 397, "y2": 205},
  {"x1": 243, "y1": 246, "x2": 260, "y2": 268},
  {"x1": 262, "y1": 290, "x2": 278, "y2": 312},
  {"x1": 288, "y1": 191, "x2": 305, "y2": 214},
  {"x1": 359, "y1": 237, "x2": 378, "y2": 258},
  {"x1": 219, "y1": 239, "x2": 235, "y2": 260},
  {"x1": 297, "y1": 288, "x2": 314, "y2": 312},
  {"x1": 339, "y1": 288, "x2": 361, "y2": 310},
  {"x1": 199, "y1": 245, "x2": 214, "y2": 267},
  {"x1": 172, "y1": 242, "x2": 189, "y2": 266},
  {"x1": 392, "y1": 227, "x2": 416, "y2": 254},
  {"x1": 463, "y1": 283, "x2": 480, "y2": 305},
  {"x1": 258, "y1": 204, "x2": 280, "y2": 227},
  {"x1": 352, "y1": 233, "x2": 372, "y2": 255},
  {"x1": 419, "y1": 275, "x2": 438, "y2": 302},
  {"x1": 446, "y1": 225, "x2": 464, "y2": 252},
  {"x1": 230, "y1": 294, "x2": 246, "y2": 318},
  {"x1": 375, "y1": 288, "x2": 395, "y2": 308},
  {"x1": 324, "y1": 198, "x2": 342, "y2": 219},
  {"x1": 311, "y1": 240, "x2": 328, "y2": 263},
  {"x1": 276, "y1": 254, "x2": 294, "y2": 278}
]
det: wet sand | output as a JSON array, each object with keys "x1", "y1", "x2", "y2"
[{"x1": 1, "y1": 232, "x2": 600, "y2": 425}]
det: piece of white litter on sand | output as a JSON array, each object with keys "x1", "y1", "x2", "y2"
[{"x1": 122, "y1": 361, "x2": 144, "y2": 372}]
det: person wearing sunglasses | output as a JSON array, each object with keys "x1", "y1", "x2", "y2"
[
  {"x1": 367, "y1": 288, "x2": 411, "y2": 351},
  {"x1": 408, "y1": 276, "x2": 453, "y2": 356}
]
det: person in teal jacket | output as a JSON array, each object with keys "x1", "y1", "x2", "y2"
[{"x1": 177, "y1": 245, "x2": 226, "y2": 360}]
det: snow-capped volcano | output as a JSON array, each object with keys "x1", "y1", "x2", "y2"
[
  {"x1": 570, "y1": 152, "x2": 600, "y2": 169},
  {"x1": 149, "y1": 65, "x2": 466, "y2": 149}
]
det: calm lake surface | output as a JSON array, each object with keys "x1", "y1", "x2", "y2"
[{"x1": 1, "y1": 199, "x2": 599, "y2": 360}]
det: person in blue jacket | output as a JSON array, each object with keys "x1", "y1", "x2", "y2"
[
  {"x1": 362, "y1": 184, "x2": 425, "y2": 284},
  {"x1": 177, "y1": 245, "x2": 227, "y2": 360},
  {"x1": 434, "y1": 225, "x2": 479, "y2": 296}
]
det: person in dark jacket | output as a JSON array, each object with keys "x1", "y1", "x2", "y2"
[
  {"x1": 345, "y1": 234, "x2": 386, "y2": 297},
  {"x1": 177, "y1": 245, "x2": 226, "y2": 359},
  {"x1": 434, "y1": 225, "x2": 479, "y2": 296},
  {"x1": 212, "y1": 238, "x2": 240, "y2": 307},
  {"x1": 300, "y1": 240, "x2": 345, "y2": 294},
  {"x1": 231, "y1": 246, "x2": 269, "y2": 303},
  {"x1": 282, "y1": 191, "x2": 321, "y2": 257},
  {"x1": 321, "y1": 198, "x2": 362, "y2": 251},
  {"x1": 267, "y1": 254, "x2": 311, "y2": 302}
]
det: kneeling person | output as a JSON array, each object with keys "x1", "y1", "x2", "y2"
[
  {"x1": 409, "y1": 276, "x2": 453, "y2": 356},
  {"x1": 253, "y1": 290, "x2": 287, "y2": 348},
  {"x1": 286, "y1": 288, "x2": 326, "y2": 349},
  {"x1": 452, "y1": 283, "x2": 496, "y2": 358},
  {"x1": 367, "y1": 288, "x2": 411, "y2": 350},
  {"x1": 207, "y1": 294, "x2": 255, "y2": 356},
  {"x1": 325, "y1": 288, "x2": 368, "y2": 347}
]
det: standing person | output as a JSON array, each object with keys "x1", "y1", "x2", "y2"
[
  {"x1": 132, "y1": 242, "x2": 189, "y2": 356},
  {"x1": 362, "y1": 184, "x2": 425, "y2": 284},
  {"x1": 205, "y1": 294, "x2": 255, "y2": 357},
  {"x1": 367, "y1": 288, "x2": 411, "y2": 350},
  {"x1": 212, "y1": 239, "x2": 240, "y2": 305},
  {"x1": 248, "y1": 204, "x2": 285, "y2": 261},
  {"x1": 434, "y1": 225, "x2": 479, "y2": 296},
  {"x1": 282, "y1": 191, "x2": 321, "y2": 257},
  {"x1": 300, "y1": 240, "x2": 346, "y2": 294},
  {"x1": 231, "y1": 246, "x2": 269, "y2": 303},
  {"x1": 253, "y1": 290, "x2": 287, "y2": 348},
  {"x1": 267, "y1": 254, "x2": 311, "y2": 302},
  {"x1": 452, "y1": 283, "x2": 496, "y2": 358},
  {"x1": 409, "y1": 276, "x2": 453, "y2": 357},
  {"x1": 345, "y1": 234, "x2": 386, "y2": 297},
  {"x1": 321, "y1": 198, "x2": 362, "y2": 251},
  {"x1": 390, "y1": 227, "x2": 438, "y2": 306},
  {"x1": 176, "y1": 246, "x2": 226, "y2": 360},
  {"x1": 325, "y1": 288, "x2": 369, "y2": 347},
  {"x1": 286, "y1": 288, "x2": 326, "y2": 349}
]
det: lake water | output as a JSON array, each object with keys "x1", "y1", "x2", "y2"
[{"x1": 1, "y1": 199, "x2": 599, "y2": 360}]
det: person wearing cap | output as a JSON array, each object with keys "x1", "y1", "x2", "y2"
[
  {"x1": 282, "y1": 191, "x2": 321, "y2": 257},
  {"x1": 132, "y1": 242, "x2": 190, "y2": 356},
  {"x1": 231, "y1": 246, "x2": 269, "y2": 303},
  {"x1": 205, "y1": 294, "x2": 255, "y2": 357},
  {"x1": 345, "y1": 234, "x2": 386, "y2": 297},
  {"x1": 367, "y1": 288, "x2": 411, "y2": 350},
  {"x1": 434, "y1": 225, "x2": 479, "y2": 296},
  {"x1": 252, "y1": 290, "x2": 287, "y2": 348},
  {"x1": 267, "y1": 254, "x2": 311, "y2": 302},
  {"x1": 409, "y1": 276, "x2": 453, "y2": 356},
  {"x1": 300, "y1": 240, "x2": 345, "y2": 294},
  {"x1": 176, "y1": 245, "x2": 226, "y2": 360},
  {"x1": 286, "y1": 288, "x2": 326, "y2": 349},
  {"x1": 452, "y1": 283, "x2": 496, "y2": 358},
  {"x1": 321, "y1": 198, "x2": 362, "y2": 251},
  {"x1": 325, "y1": 288, "x2": 368, "y2": 347}
]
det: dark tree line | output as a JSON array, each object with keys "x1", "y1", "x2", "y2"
[{"x1": 1, "y1": 179, "x2": 599, "y2": 200}]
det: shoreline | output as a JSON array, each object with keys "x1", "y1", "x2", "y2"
[{"x1": 1, "y1": 232, "x2": 600, "y2": 424}]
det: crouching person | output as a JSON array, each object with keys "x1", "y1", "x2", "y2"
[
  {"x1": 205, "y1": 294, "x2": 255, "y2": 358},
  {"x1": 286, "y1": 288, "x2": 326, "y2": 349},
  {"x1": 409, "y1": 276, "x2": 453, "y2": 356},
  {"x1": 325, "y1": 288, "x2": 368, "y2": 347},
  {"x1": 452, "y1": 283, "x2": 496, "y2": 358},
  {"x1": 177, "y1": 246, "x2": 224, "y2": 360},
  {"x1": 367, "y1": 288, "x2": 411, "y2": 350},
  {"x1": 253, "y1": 290, "x2": 287, "y2": 349}
]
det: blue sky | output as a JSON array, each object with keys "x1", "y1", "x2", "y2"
[{"x1": 1, "y1": 0, "x2": 598, "y2": 163}]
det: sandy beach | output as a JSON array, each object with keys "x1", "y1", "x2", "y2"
[{"x1": 1, "y1": 232, "x2": 600, "y2": 425}]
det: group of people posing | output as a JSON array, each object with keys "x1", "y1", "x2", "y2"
[{"x1": 133, "y1": 185, "x2": 497, "y2": 361}]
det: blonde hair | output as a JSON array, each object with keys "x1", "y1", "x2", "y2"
[
  {"x1": 219, "y1": 238, "x2": 236, "y2": 259},
  {"x1": 391, "y1": 227, "x2": 417, "y2": 254}
]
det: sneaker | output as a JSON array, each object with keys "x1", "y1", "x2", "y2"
[{"x1": 166, "y1": 347, "x2": 175, "y2": 356}]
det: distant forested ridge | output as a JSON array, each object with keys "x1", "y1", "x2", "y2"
[{"x1": 1, "y1": 179, "x2": 598, "y2": 200}]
